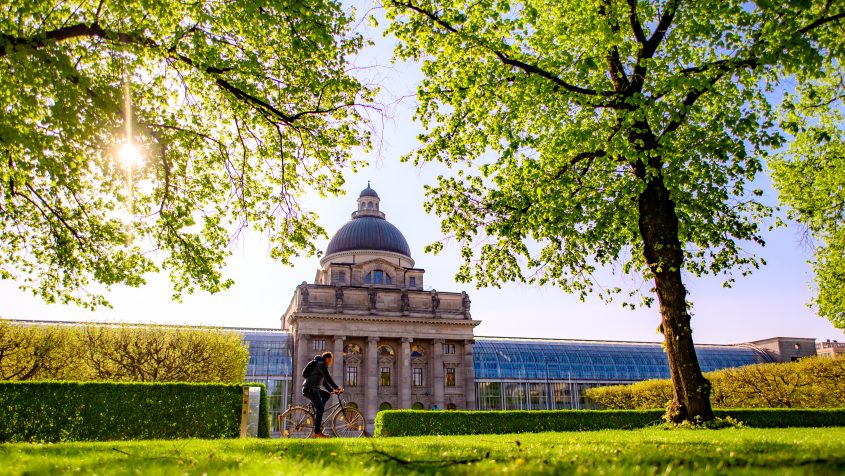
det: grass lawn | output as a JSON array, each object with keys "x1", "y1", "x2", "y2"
[{"x1": 2, "y1": 427, "x2": 844, "y2": 475}]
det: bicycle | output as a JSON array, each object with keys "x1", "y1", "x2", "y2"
[{"x1": 279, "y1": 391, "x2": 365, "y2": 438}]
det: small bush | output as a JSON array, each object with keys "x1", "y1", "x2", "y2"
[
  {"x1": 585, "y1": 357, "x2": 845, "y2": 409},
  {"x1": 374, "y1": 408, "x2": 845, "y2": 437},
  {"x1": 0, "y1": 381, "x2": 268, "y2": 442}
]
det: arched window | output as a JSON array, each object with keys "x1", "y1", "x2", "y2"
[
  {"x1": 367, "y1": 201, "x2": 374, "y2": 209},
  {"x1": 447, "y1": 403, "x2": 457, "y2": 410},
  {"x1": 378, "y1": 345, "x2": 395, "y2": 357},
  {"x1": 379, "y1": 402, "x2": 393, "y2": 412},
  {"x1": 411, "y1": 402, "x2": 424, "y2": 410},
  {"x1": 343, "y1": 343, "x2": 362, "y2": 357},
  {"x1": 411, "y1": 344, "x2": 426, "y2": 359},
  {"x1": 364, "y1": 270, "x2": 392, "y2": 285},
  {"x1": 346, "y1": 402, "x2": 359, "y2": 410}
]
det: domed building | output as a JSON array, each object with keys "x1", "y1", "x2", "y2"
[{"x1": 283, "y1": 185, "x2": 480, "y2": 427}]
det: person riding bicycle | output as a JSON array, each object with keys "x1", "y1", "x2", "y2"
[{"x1": 301, "y1": 351, "x2": 343, "y2": 438}]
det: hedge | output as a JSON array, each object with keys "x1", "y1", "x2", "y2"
[
  {"x1": 0, "y1": 381, "x2": 269, "y2": 442},
  {"x1": 375, "y1": 410, "x2": 665, "y2": 436},
  {"x1": 373, "y1": 408, "x2": 845, "y2": 437}
]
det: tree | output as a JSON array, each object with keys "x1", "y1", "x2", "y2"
[
  {"x1": 771, "y1": 72, "x2": 845, "y2": 329},
  {"x1": 385, "y1": 0, "x2": 845, "y2": 421},
  {"x1": 0, "y1": 319, "x2": 249, "y2": 382},
  {"x1": 1, "y1": 1, "x2": 374, "y2": 308},
  {"x1": 79, "y1": 324, "x2": 249, "y2": 382},
  {"x1": 0, "y1": 319, "x2": 82, "y2": 380}
]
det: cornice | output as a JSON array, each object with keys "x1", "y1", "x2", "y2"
[{"x1": 288, "y1": 312, "x2": 481, "y2": 328}]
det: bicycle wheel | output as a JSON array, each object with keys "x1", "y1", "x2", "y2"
[
  {"x1": 280, "y1": 406, "x2": 315, "y2": 438},
  {"x1": 332, "y1": 407, "x2": 365, "y2": 437}
]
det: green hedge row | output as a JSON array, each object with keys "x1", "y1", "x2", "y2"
[
  {"x1": 0, "y1": 381, "x2": 269, "y2": 442},
  {"x1": 374, "y1": 409, "x2": 845, "y2": 437}
]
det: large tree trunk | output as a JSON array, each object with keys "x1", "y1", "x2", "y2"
[{"x1": 635, "y1": 150, "x2": 714, "y2": 423}]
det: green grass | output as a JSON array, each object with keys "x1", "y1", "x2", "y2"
[{"x1": 3, "y1": 428, "x2": 845, "y2": 475}]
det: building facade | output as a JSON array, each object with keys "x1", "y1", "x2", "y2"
[{"x1": 281, "y1": 185, "x2": 480, "y2": 427}]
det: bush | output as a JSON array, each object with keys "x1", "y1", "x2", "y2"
[
  {"x1": 374, "y1": 410, "x2": 664, "y2": 437},
  {"x1": 585, "y1": 357, "x2": 845, "y2": 409},
  {"x1": 0, "y1": 381, "x2": 268, "y2": 442},
  {"x1": 373, "y1": 408, "x2": 845, "y2": 437}
]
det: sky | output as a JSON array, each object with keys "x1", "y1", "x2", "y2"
[{"x1": 2, "y1": 2, "x2": 844, "y2": 346}]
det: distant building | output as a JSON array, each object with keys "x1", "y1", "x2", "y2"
[
  {"x1": 6, "y1": 185, "x2": 826, "y2": 433},
  {"x1": 816, "y1": 340, "x2": 845, "y2": 359}
]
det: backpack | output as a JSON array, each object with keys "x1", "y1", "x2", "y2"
[{"x1": 301, "y1": 359, "x2": 319, "y2": 378}]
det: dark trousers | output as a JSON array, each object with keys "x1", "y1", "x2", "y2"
[{"x1": 303, "y1": 388, "x2": 331, "y2": 434}]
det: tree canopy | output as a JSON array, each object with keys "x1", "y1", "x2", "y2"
[
  {"x1": 771, "y1": 72, "x2": 845, "y2": 329},
  {"x1": 0, "y1": 0, "x2": 374, "y2": 308},
  {"x1": 385, "y1": 0, "x2": 845, "y2": 421}
]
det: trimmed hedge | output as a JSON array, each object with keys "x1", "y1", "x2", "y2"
[
  {"x1": 374, "y1": 409, "x2": 845, "y2": 437},
  {"x1": 0, "y1": 381, "x2": 269, "y2": 442},
  {"x1": 375, "y1": 410, "x2": 664, "y2": 436}
]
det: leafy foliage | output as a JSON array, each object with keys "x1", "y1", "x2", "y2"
[
  {"x1": 0, "y1": 381, "x2": 268, "y2": 442},
  {"x1": 771, "y1": 71, "x2": 845, "y2": 328},
  {"x1": 0, "y1": 1, "x2": 374, "y2": 307},
  {"x1": 585, "y1": 357, "x2": 845, "y2": 409},
  {"x1": 0, "y1": 319, "x2": 249, "y2": 382}
]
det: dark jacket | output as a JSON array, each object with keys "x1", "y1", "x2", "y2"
[{"x1": 302, "y1": 357, "x2": 339, "y2": 392}]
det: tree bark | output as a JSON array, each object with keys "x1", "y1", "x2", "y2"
[{"x1": 633, "y1": 131, "x2": 714, "y2": 423}]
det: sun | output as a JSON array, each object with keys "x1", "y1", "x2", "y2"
[{"x1": 119, "y1": 141, "x2": 143, "y2": 168}]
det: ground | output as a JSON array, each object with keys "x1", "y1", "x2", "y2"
[{"x1": 3, "y1": 428, "x2": 844, "y2": 475}]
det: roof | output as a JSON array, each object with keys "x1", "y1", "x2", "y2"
[
  {"x1": 472, "y1": 338, "x2": 771, "y2": 382},
  {"x1": 325, "y1": 215, "x2": 412, "y2": 257},
  {"x1": 359, "y1": 186, "x2": 379, "y2": 198}
]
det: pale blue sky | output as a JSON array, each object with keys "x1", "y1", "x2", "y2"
[{"x1": 1, "y1": 2, "x2": 843, "y2": 345}]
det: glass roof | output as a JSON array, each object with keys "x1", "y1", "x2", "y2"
[{"x1": 473, "y1": 338, "x2": 770, "y2": 382}]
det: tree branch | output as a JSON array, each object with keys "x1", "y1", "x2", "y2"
[{"x1": 390, "y1": 0, "x2": 610, "y2": 98}]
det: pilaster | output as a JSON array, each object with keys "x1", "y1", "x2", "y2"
[
  {"x1": 463, "y1": 339, "x2": 476, "y2": 410},
  {"x1": 399, "y1": 337, "x2": 413, "y2": 409}
]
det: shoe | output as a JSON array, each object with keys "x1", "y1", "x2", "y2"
[{"x1": 312, "y1": 432, "x2": 328, "y2": 438}]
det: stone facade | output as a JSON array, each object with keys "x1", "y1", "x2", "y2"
[
  {"x1": 748, "y1": 337, "x2": 818, "y2": 362},
  {"x1": 281, "y1": 186, "x2": 480, "y2": 428}
]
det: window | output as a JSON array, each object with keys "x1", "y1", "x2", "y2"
[
  {"x1": 312, "y1": 339, "x2": 326, "y2": 351},
  {"x1": 380, "y1": 367, "x2": 391, "y2": 386},
  {"x1": 346, "y1": 366, "x2": 358, "y2": 387},
  {"x1": 447, "y1": 403, "x2": 457, "y2": 410},
  {"x1": 338, "y1": 271, "x2": 346, "y2": 284},
  {"x1": 379, "y1": 402, "x2": 392, "y2": 411},
  {"x1": 411, "y1": 402, "x2": 424, "y2": 410},
  {"x1": 443, "y1": 343, "x2": 456, "y2": 355},
  {"x1": 445, "y1": 367, "x2": 456, "y2": 387},
  {"x1": 346, "y1": 402, "x2": 358, "y2": 410},
  {"x1": 365, "y1": 269, "x2": 391, "y2": 285},
  {"x1": 409, "y1": 277, "x2": 416, "y2": 288},
  {"x1": 413, "y1": 367, "x2": 423, "y2": 387}
]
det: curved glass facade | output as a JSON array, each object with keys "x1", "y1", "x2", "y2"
[{"x1": 473, "y1": 338, "x2": 771, "y2": 382}]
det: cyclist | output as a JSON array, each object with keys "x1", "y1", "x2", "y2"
[{"x1": 301, "y1": 351, "x2": 343, "y2": 438}]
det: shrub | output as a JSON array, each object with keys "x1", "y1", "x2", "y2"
[
  {"x1": 373, "y1": 408, "x2": 845, "y2": 437},
  {"x1": 0, "y1": 381, "x2": 268, "y2": 442},
  {"x1": 374, "y1": 410, "x2": 664, "y2": 437},
  {"x1": 585, "y1": 357, "x2": 845, "y2": 409}
]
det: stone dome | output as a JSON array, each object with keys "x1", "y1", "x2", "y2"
[
  {"x1": 325, "y1": 216, "x2": 412, "y2": 257},
  {"x1": 359, "y1": 185, "x2": 379, "y2": 198},
  {"x1": 324, "y1": 185, "x2": 411, "y2": 258}
]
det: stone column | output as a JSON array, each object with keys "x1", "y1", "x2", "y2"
[
  {"x1": 365, "y1": 336, "x2": 379, "y2": 425},
  {"x1": 432, "y1": 339, "x2": 445, "y2": 409},
  {"x1": 295, "y1": 333, "x2": 310, "y2": 405},
  {"x1": 399, "y1": 337, "x2": 412, "y2": 409},
  {"x1": 333, "y1": 336, "x2": 345, "y2": 385},
  {"x1": 463, "y1": 339, "x2": 476, "y2": 410}
]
